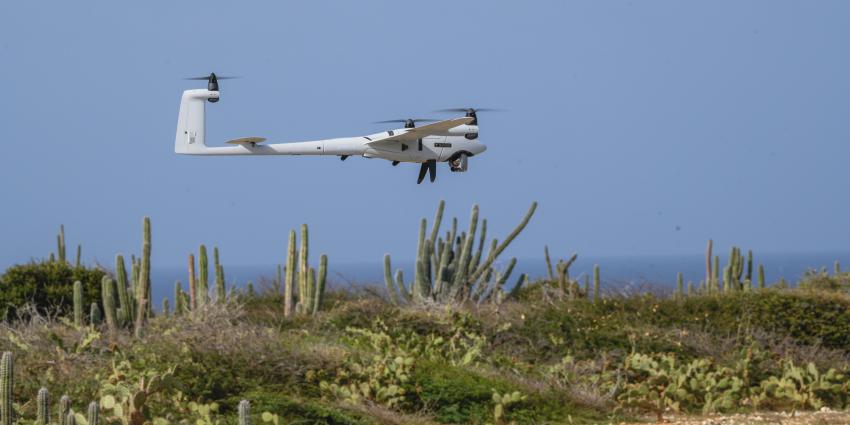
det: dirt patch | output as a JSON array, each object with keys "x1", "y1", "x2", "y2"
[{"x1": 621, "y1": 409, "x2": 850, "y2": 424}]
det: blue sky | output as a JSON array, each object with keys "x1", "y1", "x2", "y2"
[{"x1": 1, "y1": 1, "x2": 849, "y2": 269}]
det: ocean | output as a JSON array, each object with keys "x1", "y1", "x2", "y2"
[{"x1": 148, "y1": 251, "x2": 850, "y2": 309}]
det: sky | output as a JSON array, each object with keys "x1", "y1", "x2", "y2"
[{"x1": 1, "y1": 1, "x2": 849, "y2": 271}]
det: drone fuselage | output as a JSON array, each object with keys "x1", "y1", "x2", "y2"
[{"x1": 175, "y1": 89, "x2": 486, "y2": 165}]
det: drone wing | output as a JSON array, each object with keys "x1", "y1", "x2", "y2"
[
  {"x1": 226, "y1": 137, "x2": 267, "y2": 145},
  {"x1": 368, "y1": 117, "x2": 473, "y2": 144}
]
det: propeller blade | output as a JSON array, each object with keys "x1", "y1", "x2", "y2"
[
  {"x1": 183, "y1": 76, "x2": 240, "y2": 80},
  {"x1": 417, "y1": 162, "x2": 428, "y2": 184},
  {"x1": 374, "y1": 119, "x2": 438, "y2": 124},
  {"x1": 435, "y1": 108, "x2": 503, "y2": 113},
  {"x1": 428, "y1": 160, "x2": 437, "y2": 182}
]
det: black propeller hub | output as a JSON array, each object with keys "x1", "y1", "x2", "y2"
[
  {"x1": 184, "y1": 73, "x2": 240, "y2": 103},
  {"x1": 207, "y1": 73, "x2": 219, "y2": 92},
  {"x1": 404, "y1": 119, "x2": 416, "y2": 128}
]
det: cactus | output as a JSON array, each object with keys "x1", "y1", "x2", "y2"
[
  {"x1": 544, "y1": 245, "x2": 554, "y2": 281},
  {"x1": 58, "y1": 224, "x2": 67, "y2": 263},
  {"x1": 275, "y1": 264, "x2": 282, "y2": 294},
  {"x1": 162, "y1": 298, "x2": 170, "y2": 317},
  {"x1": 247, "y1": 282, "x2": 255, "y2": 298},
  {"x1": 313, "y1": 254, "x2": 327, "y2": 314},
  {"x1": 75, "y1": 244, "x2": 82, "y2": 268},
  {"x1": 385, "y1": 201, "x2": 536, "y2": 305},
  {"x1": 676, "y1": 272, "x2": 683, "y2": 299},
  {"x1": 705, "y1": 239, "x2": 713, "y2": 287},
  {"x1": 687, "y1": 281, "x2": 694, "y2": 297},
  {"x1": 284, "y1": 230, "x2": 296, "y2": 317},
  {"x1": 65, "y1": 411, "x2": 75, "y2": 425},
  {"x1": 593, "y1": 265, "x2": 601, "y2": 302},
  {"x1": 181, "y1": 254, "x2": 194, "y2": 312},
  {"x1": 102, "y1": 276, "x2": 117, "y2": 332},
  {"x1": 214, "y1": 247, "x2": 226, "y2": 303},
  {"x1": 383, "y1": 254, "x2": 399, "y2": 304},
  {"x1": 238, "y1": 400, "x2": 250, "y2": 425},
  {"x1": 0, "y1": 352, "x2": 12, "y2": 425},
  {"x1": 87, "y1": 401, "x2": 99, "y2": 425},
  {"x1": 297, "y1": 224, "x2": 310, "y2": 314},
  {"x1": 115, "y1": 255, "x2": 131, "y2": 325},
  {"x1": 173, "y1": 281, "x2": 184, "y2": 315},
  {"x1": 59, "y1": 395, "x2": 71, "y2": 425},
  {"x1": 73, "y1": 280, "x2": 84, "y2": 326},
  {"x1": 90, "y1": 302, "x2": 101, "y2": 325},
  {"x1": 198, "y1": 245, "x2": 209, "y2": 309},
  {"x1": 758, "y1": 264, "x2": 766, "y2": 289},
  {"x1": 834, "y1": 260, "x2": 841, "y2": 276},
  {"x1": 134, "y1": 217, "x2": 151, "y2": 338},
  {"x1": 37, "y1": 388, "x2": 49, "y2": 425}
]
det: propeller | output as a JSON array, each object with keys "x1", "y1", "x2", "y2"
[
  {"x1": 183, "y1": 72, "x2": 240, "y2": 97},
  {"x1": 435, "y1": 108, "x2": 501, "y2": 125},
  {"x1": 417, "y1": 160, "x2": 437, "y2": 184},
  {"x1": 374, "y1": 118, "x2": 438, "y2": 129}
]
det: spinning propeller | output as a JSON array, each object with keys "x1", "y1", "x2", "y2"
[
  {"x1": 184, "y1": 73, "x2": 239, "y2": 102},
  {"x1": 374, "y1": 118, "x2": 438, "y2": 129},
  {"x1": 435, "y1": 108, "x2": 501, "y2": 125}
]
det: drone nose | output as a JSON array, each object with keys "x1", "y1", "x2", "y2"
[{"x1": 474, "y1": 143, "x2": 487, "y2": 154}]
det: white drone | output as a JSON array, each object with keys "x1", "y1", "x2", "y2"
[{"x1": 175, "y1": 73, "x2": 490, "y2": 183}]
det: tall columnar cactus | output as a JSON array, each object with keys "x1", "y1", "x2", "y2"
[
  {"x1": 298, "y1": 224, "x2": 309, "y2": 313},
  {"x1": 59, "y1": 395, "x2": 71, "y2": 425},
  {"x1": 37, "y1": 388, "x2": 49, "y2": 425},
  {"x1": 58, "y1": 225, "x2": 67, "y2": 263},
  {"x1": 384, "y1": 254, "x2": 399, "y2": 305},
  {"x1": 214, "y1": 247, "x2": 226, "y2": 303},
  {"x1": 0, "y1": 352, "x2": 12, "y2": 425},
  {"x1": 758, "y1": 264, "x2": 766, "y2": 289},
  {"x1": 174, "y1": 281, "x2": 184, "y2": 315},
  {"x1": 65, "y1": 411, "x2": 76, "y2": 425},
  {"x1": 75, "y1": 244, "x2": 82, "y2": 268},
  {"x1": 161, "y1": 298, "x2": 170, "y2": 317},
  {"x1": 705, "y1": 239, "x2": 713, "y2": 288},
  {"x1": 134, "y1": 217, "x2": 151, "y2": 338},
  {"x1": 115, "y1": 255, "x2": 132, "y2": 326},
  {"x1": 276, "y1": 264, "x2": 283, "y2": 295},
  {"x1": 594, "y1": 265, "x2": 601, "y2": 302},
  {"x1": 314, "y1": 254, "x2": 328, "y2": 314},
  {"x1": 284, "y1": 230, "x2": 296, "y2": 317},
  {"x1": 712, "y1": 256, "x2": 720, "y2": 293},
  {"x1": 834, "y1": 261, "x2": 841, "y2": 276},
  {"x1": 73, "y1": 281, "x2": 84, "y2": 326},
  {"x1": 746, "y1": 250, "x2": 754, "y2": 282},
  {"x1": 102, "y1": 276, "x2": 117, "y2": 332},
  {"x1": 87, "y1": 401, "x2": 99, "y2": 425},
  {"x1": 90, "y1": 302, "x2": 101, "y2": 325},
  {"x1": 544, "y1": 245, "x2": 555, "y2": 281},
  {"x1": 676, "y1": 272, "x2": 683, "y2": 299},
  {"x1": 198, "y1": 245, "x2": 209, "y2": 309},
  {"x1": 385, "y1": 201, "x2": 536, "y2": 305},
  {"x1": 188, "y1": 253, "x2": 197, "y2": 311},
  {"x1": 687, "y1": 281, "x2": 694, "y2": 297},
  {"x1": 238, "y1": 400, "x2": 250, "y2": 425}
]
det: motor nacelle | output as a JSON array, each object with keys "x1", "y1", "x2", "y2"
[{"x1": 449, "y1": 153, "x2": 469, "y2": 172}]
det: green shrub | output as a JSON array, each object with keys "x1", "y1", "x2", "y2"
[{"x1": 0, "y1": 260, "x2": 106, "y2": 318}]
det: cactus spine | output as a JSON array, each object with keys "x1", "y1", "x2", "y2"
[
  {"x1": 59, "y1": 395, "x2": 71, "y2": 425},
  {"x1": 238, "y1": 400, "x2": 250, "y2": 425},
  {"x1": 73, "y1": 281, "x2": 83, "y2": 326},
  {"x1": 102, "y1": 276, "x2": 117, "y2": 332},
  {"x1": 0, "y1": 352, "x2": 12, "y2": 425},
  {"x1": 87, "y1": 401, "x2": 99, "y2": 425},
  {"x1": 115, "y1": 255, "x2": 131, "y2": 326},
  {"x1": 198, "y1": 245, "x2": 209, "y2": 309},
  {"x1": 284, "y1": 230, "x2": 296, "y2": 317},
  {"x1": 37, "y1": 387, "x2": 49, "y2": 425},
  {"x1": 134, "y1": 217, "x2": 151, "y2": 338}
]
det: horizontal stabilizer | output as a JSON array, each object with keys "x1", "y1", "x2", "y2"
[{"x1": 226, "y1": 137, "x2": 267, "y2": 145}]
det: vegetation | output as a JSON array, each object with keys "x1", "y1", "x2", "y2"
[{"x1": 0, "y1": 202, "x2": 849, "y2": 424}]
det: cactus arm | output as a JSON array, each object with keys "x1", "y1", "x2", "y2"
[
  {"x1": 102, "y1": 276, "x2": 117, "y2": 332},
  {"x1": 298, "y1": 224, "x2": 309, "y2": 314},
  {"x1": 134, "y1": 217, "x2": 151, "y2": 337},
  {"x1": 59, "y1": 395, "x2": 71, "y2": 425},
  {"x1": 544, "y1": 245, "x2": 554, "y2": 281},
  {"x1": 428, "y1": 200, "x2": 445, "y2": 247},
  {"x1": 507, "y1": 273, "x2": 528, "y2": 299},
  {"x1": 313, "y1": 254, "x2": 327, "y2": 314},
  {"x1": 0, "y1": 352, "x2": 12, "y2": 425},
  {"x1": 468, "y1": 219, "x2": 487, "y2": 276},
  {"x1": 198, "y1": 245, "x2": 209, "y2": 308},
  {"x1": 705, "y1": 239, "x2": 713, "y2": 286},
  {"x1": 37, "y1": 388, "x2": 49, "y2": 425},
  {"x1": 115, "y1": 255, "x2": 131, "y2": 325},
  {"x1": 87, "y1": 401, "x2": 99, "y2": 425},
  {"x1": 470, "y1": 202, "x2": 537, "y2": 283},
  {"x1": 595, "y1": 265, "x2": 602, "y2": 302},
  {"x1": 238, "y1": 400, "x2": 250, "y2": 425},
  {"x1": 450, "y1": 204, "x2": 479, "y2": 300},
  {"x1": 73, "y1": 281, "x2": 84, "y2": 327}
]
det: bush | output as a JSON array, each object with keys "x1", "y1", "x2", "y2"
[{"x1": 0, "y1": 260, "x2": 106, "y2": 317}]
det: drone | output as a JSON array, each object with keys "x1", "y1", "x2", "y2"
[{"x1": 175, "y1": 73, "x2": 490, "y2": 184}]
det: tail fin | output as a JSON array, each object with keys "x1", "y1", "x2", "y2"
[{"x1": 175, "y1": 89, "x2": 219, "y2": 154}]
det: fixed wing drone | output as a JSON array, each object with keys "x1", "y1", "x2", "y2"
[{"x1": 175, "y1": 73, "x2": 489, "y2": 183}]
